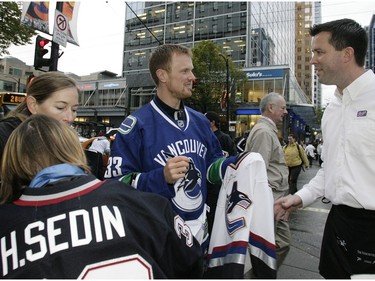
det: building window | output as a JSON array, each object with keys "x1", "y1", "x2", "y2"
[
  {"x1": 9, "y1": 67, "x2": 22, "y2": 77},
  {"x1": 200, "y1": 4, "x2": 205, "y2": 13},
  {"x1": 213, "y1": 24, "x2": 218, "y2": 34},
  {"x1": 227, "y1": 22, "x2": 233, "y2": 32}
]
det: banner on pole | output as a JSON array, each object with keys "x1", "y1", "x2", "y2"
[
  {"x1": 21, "y1": 2, "x2": 50, "y2": 34},
  {"x1": 21, "y1": 2, "x2": 80, "y2": 47},
  {"x1": 62, "y1": 2, "x2": 80, "y2": 46}
]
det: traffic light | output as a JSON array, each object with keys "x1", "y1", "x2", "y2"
[{"x1": 34, "y1": 35, "x2": 51, "y2": 70}]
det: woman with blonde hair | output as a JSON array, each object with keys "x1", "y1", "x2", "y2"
[
  {"x1": 0, "y1": 114, "x2": 90, "y2": 203},
  {"x1": 0, "y1": 115, "x2": 203, "y2": 279}
]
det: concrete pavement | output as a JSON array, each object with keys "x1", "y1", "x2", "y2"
[{"x1": 277, "y1": 162, "x2": 331, "y2": 279}]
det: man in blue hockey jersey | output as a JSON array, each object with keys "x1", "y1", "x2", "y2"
[{"x1": 105, "y1": 44, "x2": 234, "y2": 247}]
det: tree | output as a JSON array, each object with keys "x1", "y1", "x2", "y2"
[
  {"x1": 315, "y1": 107, "x2": 325, "y2": 125},
  {"x1": 0, "y1": 2, "x2": 36, "y2": 56},
  {"x1": 187, "y1": 41, "x2": 247, "y2": 116}
]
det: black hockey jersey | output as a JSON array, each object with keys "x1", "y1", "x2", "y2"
[
  {"x1": 206, "y1": 152, "x2": 277, "y2": 278},
  {"x1": 0, "y1": 175, "x2": 203, "y2": 279}
]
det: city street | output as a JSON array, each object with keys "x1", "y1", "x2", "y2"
[{"x1": 278, "y1": 162, "x2": 331, "y2": 279}]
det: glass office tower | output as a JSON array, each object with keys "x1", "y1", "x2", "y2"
[{"x1": 124, "y1": 2, "x2": 295, "y2": 75}]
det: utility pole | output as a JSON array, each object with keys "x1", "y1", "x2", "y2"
[
  {"x1": 49, "y1": 2, "x2": 64, "y2": 71},
  {"x1": 219, "y1": 53, "x2": 230, "y2": 133}
]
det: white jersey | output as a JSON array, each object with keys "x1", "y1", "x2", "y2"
[{"x1": 206, "y1": 152, "x2": 277, "y2": 278}]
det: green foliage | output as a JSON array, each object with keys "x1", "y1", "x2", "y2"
[
  {"x1": 187, "y1": 41, "x2": 247, "y2": 114},
  {"x1": 315, "y1": 107, "x2": 325, "y2": 125},
  {"x1": 0, "y1": 2, "x2": 36, "y2": 56}
]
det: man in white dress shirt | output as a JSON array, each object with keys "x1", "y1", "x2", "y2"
[{"x1": 275, "y1": 18, "x2": 375, "y2": 279}]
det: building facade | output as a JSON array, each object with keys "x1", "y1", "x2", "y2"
[
  {"x1": 312, "y1": 1, "x2": 323, "y2": 108},
  {"x1": 73, "y1": 71, "x2": 127, "y2": 138},
  {"x1": 0, "y1": 56, "x2": 40, "y2": 93},
  {"x1": 295, "y1": 2, "x2": 313, "y2": 104}
]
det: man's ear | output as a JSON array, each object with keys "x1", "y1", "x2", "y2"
[
  {"x1": 267, "y1": 103, "x2": 273, "y2": 113},
  {"x1": 343, "y1": 46, "x2": 354, "y2": 63},
  {"x1": 156, "y1": 69, "x2": 167, "y2": 83},
  {"x1": 26, "y1": 96, "x2": 38, "y2": 114}
]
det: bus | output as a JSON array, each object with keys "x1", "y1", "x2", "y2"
[{"x1": 0, "y1": 92, "x2": 26, "y2": 119}]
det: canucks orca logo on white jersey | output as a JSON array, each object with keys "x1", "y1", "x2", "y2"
[
  {"x1": 172, "y1": 158, "x2": 203, "y2": 213},
  {"x1": 225, "y1": 181, "x2": 252, "y2": 235}
]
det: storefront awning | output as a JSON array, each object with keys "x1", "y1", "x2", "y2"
[{"x1": 289, "y1": 104, "x2": 320, "y2": 130}]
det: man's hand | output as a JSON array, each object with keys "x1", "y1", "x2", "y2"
[
  {"x1": 163, "y1": 156, "x2": 190, "y2": 184},
  {"x1": 274, "y1": 194, "x2": 303, "y2": 221}
]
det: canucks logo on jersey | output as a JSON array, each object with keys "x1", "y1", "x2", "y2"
[
  {"x1": 225, "y1": 181, "x2": 252, "y2": 235},
  {"x1": 172, "y1": 157, "x2": 203, "y2": 213}
]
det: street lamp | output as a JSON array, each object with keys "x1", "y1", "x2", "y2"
[{"x1": 219, "y1": 53, "x2": 230, "y2": 133}]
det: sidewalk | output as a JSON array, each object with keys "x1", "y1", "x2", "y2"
[{"x1": 277, "y1": 162, "x2": 329, "y2": 279}]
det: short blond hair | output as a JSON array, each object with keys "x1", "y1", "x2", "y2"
[{"x1": 0, "y1": 115, "x2": 90, "y2": 204}]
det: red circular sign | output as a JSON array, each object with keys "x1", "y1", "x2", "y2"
[{"x1": 56, "y1": 14, "x2": 67, "y2": 31}]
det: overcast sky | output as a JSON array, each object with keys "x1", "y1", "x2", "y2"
[{"x1": 6, "y1": 1, "x2": 375, "y2": 105}]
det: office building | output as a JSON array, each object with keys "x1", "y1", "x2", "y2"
[
  {"x1": 295, "y1": 2, "x2": 313, "y2": 104},
  {"x1": 0, "y1": 56, "x2": 36, "y2": 93}
]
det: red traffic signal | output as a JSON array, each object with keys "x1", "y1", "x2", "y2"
[
  {"x1": 34, "y1": 35, "x2": 51, "y2": 70},
  {"x1": 38, "y1": 38, "x2": 49, "y2": 48}
]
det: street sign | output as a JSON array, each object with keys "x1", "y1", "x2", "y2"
[{"x1": 53, "y1": 11, "x2": 68, "y2": 47}]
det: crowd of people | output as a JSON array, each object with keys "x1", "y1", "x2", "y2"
[{"x1": 1, "y1": 18, "x2": 374, "y2": 279}]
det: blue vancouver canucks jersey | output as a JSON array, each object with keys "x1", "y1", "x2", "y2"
[{"x1": 105, "y1": 99, "x2": 225, "y2": 225}]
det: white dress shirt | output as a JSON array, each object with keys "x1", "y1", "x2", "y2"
[{"x1": 297, "y1": 70, "x2": 375, "y2": 210}]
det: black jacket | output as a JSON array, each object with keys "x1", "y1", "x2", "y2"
[
  {"x1": 0, "y1": 175, "x2": 203, "y2": 279},
  {"x1": 214, "y1": 130, "x2": 237, "y2": 156}
]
